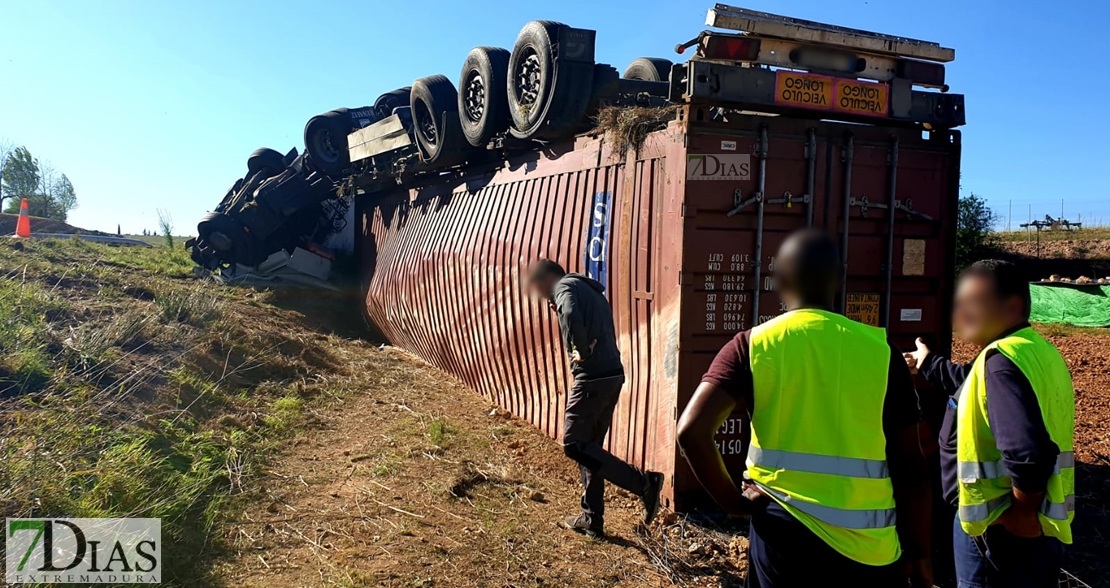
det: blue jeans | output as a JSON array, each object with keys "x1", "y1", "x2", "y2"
[{"x1": 952, "y1": 514, "x2": 1063, "y2": 588}]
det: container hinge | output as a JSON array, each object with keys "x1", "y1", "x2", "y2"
[
  {"x1": 764, "y1": 190, "x2": 811, "y2": 209},
  {"x1": 851, "y1": 196, "x2": 933, "y2": 220},
  {"x1": 849, "y1": 195, "x2": 887, "y2": 217},
  {"x1": 896, "y1": 198, "x2": 933, "y2": 220},
  {"x1": 727, "y1": 189, "x2": 762, "y2": 217}
]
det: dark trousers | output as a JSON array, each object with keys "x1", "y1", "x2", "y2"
[
  {"x1": 952, "y1": 514, "x2": 1063, "y2": 588},
  {"x1": 562, "y1": 375, "x2": 648, "y2": 527},
  {"x1": 746, "y1": 503, "x2": 905, "y2": 588}
]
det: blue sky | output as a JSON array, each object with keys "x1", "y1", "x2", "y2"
[{"x1": 1, "y1": 0, "x2": 1107, "y2": 234}]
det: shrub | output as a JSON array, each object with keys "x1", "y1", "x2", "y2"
[{"x1": 956, "y1": 193, "x2": 999, "y2": 271}]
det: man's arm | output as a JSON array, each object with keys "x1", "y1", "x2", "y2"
[
  {"x1": 676, "y1": 382, "x2": 759, "y2": 517},
  {"x1": 985, "y1": 354, "x2": 1059, "y2": 538},
  {"x1": 553, "y1": 282, "x2": 593, "y2": 359},
  {"x1": 906, "y1": 338, "x2": 971, "y2": 395}
]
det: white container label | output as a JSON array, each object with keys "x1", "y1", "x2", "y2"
[{"x1": 900, "y1": 308, "x2": 923, "y2": 322}]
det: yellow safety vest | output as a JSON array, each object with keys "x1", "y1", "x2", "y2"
[
  {"x1": 956, "y1": 327, "x2": 1075, "y2": 542},
  {"x1": 748, "y1": 309, "x2": 900, "y2": 566}
]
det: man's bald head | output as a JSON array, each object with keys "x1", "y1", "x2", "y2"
[{"x1": 774, "y1": 229, "x2": 841, "y2": 309}]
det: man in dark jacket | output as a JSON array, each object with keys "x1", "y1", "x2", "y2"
[
  {"x1": 905, "y1": 260, "x2": 1074, "y2": 587},
  {"x1": 527, "y1": 259, "x2": 664, "y2": 537}
]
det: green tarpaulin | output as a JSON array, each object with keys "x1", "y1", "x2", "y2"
[{"x1": 1030, "y1": 283, "x2": 1110, "y2": 327}]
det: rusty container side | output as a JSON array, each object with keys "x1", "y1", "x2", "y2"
[
  {"x1": 358, "y1": 132, "x2": 684, "y2": 504},
  {"x1": 669, "y1": 109, "x2": 960, "y2": 504}
]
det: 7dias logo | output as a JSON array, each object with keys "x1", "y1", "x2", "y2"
[
  {"x1": 6, "y1": 518, "x2": 161, "y2": 584},
  {"x1": 686, "y1": 154, "x2": 751, "y2": 181}
]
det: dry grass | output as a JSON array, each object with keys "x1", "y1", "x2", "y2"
[{"x1": 594, "y1": 105, "x2": 678, "y2": 156}]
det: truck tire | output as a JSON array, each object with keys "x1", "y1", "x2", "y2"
[
  {"x1": 303, "y1": 110, "x2": 352, "y2": 178},
  {"x1": 410, "y1": 75, "x2": 468, "y2": 167},
  {"x1": 374, "y1": 87, "x2": 412, "y2": 121},
  {"x1": 508, "y1": 21, "x2": 595, "y2": 141},
  {"x1": 247, "y1": 148, "x2": 285, "y2": 177},
  {"x1": 622, "y1": 57, "x2": 673, "y2": 82},
  {"x1": 508, "y1": 21, "x2": 563, "y2": 138},
  {"x1": 458, "y1": 47, "x2": 511, "y2": 147}
]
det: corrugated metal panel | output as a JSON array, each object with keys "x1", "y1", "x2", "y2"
[{"x1": 358, "y1": 107, "x2": 960, "y2": 510}]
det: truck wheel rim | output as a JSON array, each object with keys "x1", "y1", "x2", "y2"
[
  {"x1": 516, "y1": 49, "x2": 542, "y2": 108},
  {"x1": 415, "y1": 101, "x2": 438, "y2": 146},
  {"x1": 464, "y1": 70, "x2": 486, "y2": 123},
  {"x1": 317, "y1": 130, "x2": 340, "y2": 163}
]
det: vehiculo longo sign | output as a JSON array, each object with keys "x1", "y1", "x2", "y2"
[
  {"x1": 774, "y1": 71, "x2": 889, "y2": 118},
  {"x1": 6, "y1": 518, "x2": 161, "y2": 584}
]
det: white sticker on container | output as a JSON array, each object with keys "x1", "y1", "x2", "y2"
[
  {"x1": 721, "y1": 140, "x2": 737, "y2": 151},
  {"x1": 900, "y1": 308, "x2": 923, "y2": 322}
]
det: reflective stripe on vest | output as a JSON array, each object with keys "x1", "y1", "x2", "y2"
[
  {"x1": 959, "y1": 493, "x2": 1076, "y2": 523},
  {"x1": 748, "y1": 446, "x2": 889, "y2": 479},
  {"x1": 755, "y1": 482, "x2": 897, "y2": 530},
  {"x1": 957, "y1": 451, "x2": 1075, "y2": 483}
]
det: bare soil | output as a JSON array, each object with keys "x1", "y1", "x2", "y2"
[
  {"x1": 213, "y1": 324, "x2": 1110, "y2": 587},
  {"x1": 997, "y1": 238, "x2": 1110, "y2": 262},
  {"x1": 216, "y1": 342, "x2": 745, "y2": 588}
]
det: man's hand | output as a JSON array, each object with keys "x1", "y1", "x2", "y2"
[
  {"x1": 992, "y1": 505, "x2": 1043, "y2": 538},
  {"x1": 903, "y1": 337, "x2": 931, "y2": 375},
  {"x1": 904, "y1": 556, "x2": 934, "y2": 588},
  {"x1": 725, "y1": 482, "x2": 769, "y2": 517},
  {"x1": 570, "y1": 340, "x2": 597, "y2": 365}
]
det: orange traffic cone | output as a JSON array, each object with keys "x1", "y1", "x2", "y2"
[{"x1": 15, "y1": 198, "x2": 32, "y2": 238}]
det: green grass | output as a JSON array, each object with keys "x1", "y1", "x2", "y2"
[
  {"x1": 1033, "y1": 322, "x2": 1109, "y2": 338},
  {"x1": 994, "y1": 226, "x2": 1110, "y2": 243},
  {"x1": 428, "y1": 418, "x2": 454, "y2": 446},
  {"x1": 0, "y1": 237, "x2": 348, "y2": 585}
]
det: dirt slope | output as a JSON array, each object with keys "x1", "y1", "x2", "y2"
[
  {"x1": 0, "y1": 212, "x2": 111, "y2": 235},
  {"x1": 216, "y1": 342, "x2": 746, "y2": 587}
]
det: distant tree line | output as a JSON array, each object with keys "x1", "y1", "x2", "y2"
[{"x1": 1, "y1": 140, "x2": 79, "y2": 221}]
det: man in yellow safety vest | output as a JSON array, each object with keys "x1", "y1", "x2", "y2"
[
  {"x1": 677, "y1": 229, "x2": 933, "y2": 587},
  {"x1": 905, "y1": 259, "x2": 1074, "y2": 587}
]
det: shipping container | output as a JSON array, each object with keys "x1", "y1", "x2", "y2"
[{"x1": 356, "y1": 103, "x2": 961, "y2": 509}]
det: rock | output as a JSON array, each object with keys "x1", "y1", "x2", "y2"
[{"x1": 687, "y1": 543, "x2": 705, "y2": 556}]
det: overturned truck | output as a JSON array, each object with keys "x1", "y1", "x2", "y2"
[{"x1": 191, "y1": 5, "x2": 966, "y2": 510}]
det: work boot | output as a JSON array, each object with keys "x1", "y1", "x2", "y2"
[
  {"x1": 641, "y1": 471, "x2": 665, "y2": 525},
  {"x1": 564, "y1": 514, "x2": 603, "y2": 538}
]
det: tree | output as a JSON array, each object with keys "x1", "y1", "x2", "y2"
[
  {"x1": 2, "y1": 146, "x2": 41, "y2": 211},
  {"x1": 956, "y1": 192, "x2": 999, "y2": 271},
  {"x1": 1, "y1": 146, "x2": 78, "y2": 221},
  {"x1": 50, "y1": 173, "x2": 78, "y2": 221},
  {"x1": 0, "y1": 140, "x2": 15, "y2": 207}
]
